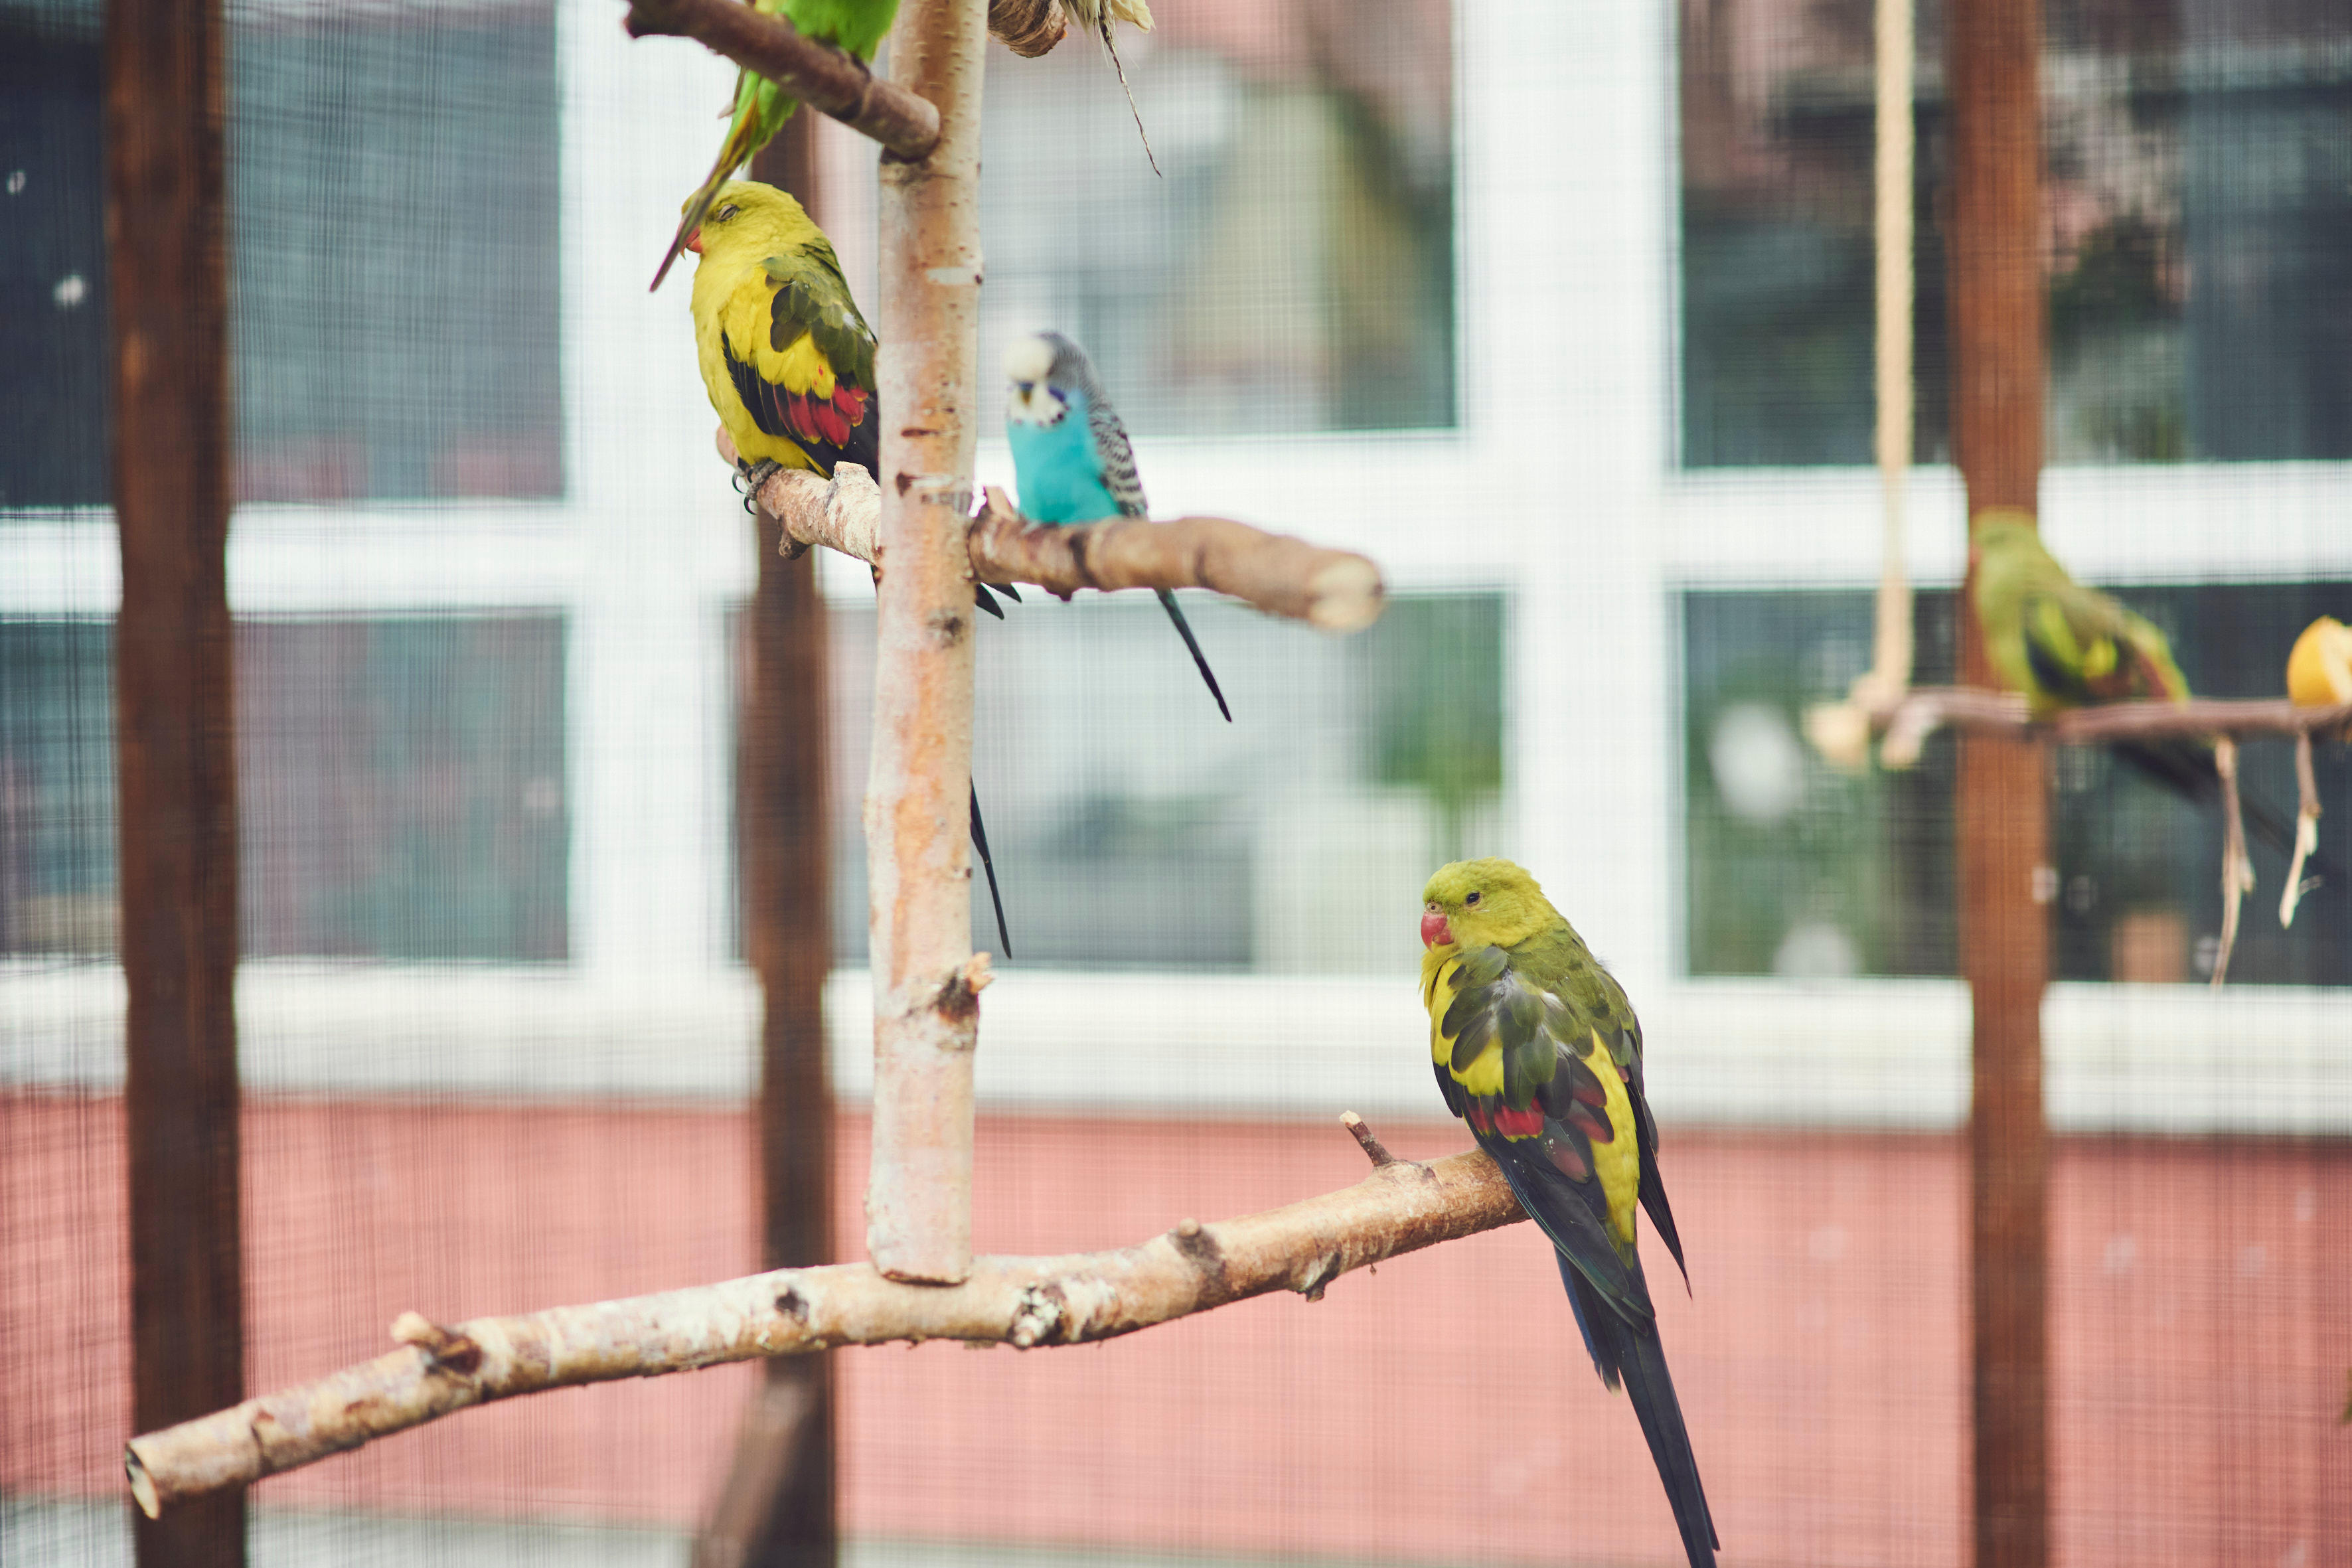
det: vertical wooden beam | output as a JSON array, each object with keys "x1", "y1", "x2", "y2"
[
  {"x1": 105, "y1": 0, "x2": 245, "y2": 1561},
  {"x1": 864, "y1": 0, "x2": 986, "y2": 1284},
  {"x1": 1947, "y1": 1, "x2": 2049, "y2": 1566},
  {"x1": 693, "y1": 122, "x2": 840, "y2": 1568}
]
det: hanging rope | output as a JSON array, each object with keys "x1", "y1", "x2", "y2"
[{"x1": 1805, "y1": 0, "x2": 1917, "y2": 767}]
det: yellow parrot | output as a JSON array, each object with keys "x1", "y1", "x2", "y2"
[
  {"x1": 686, "y1": 179, "x2": 1015, "y2": 953},
  {"x1": 688, "y1": 181, "x2": 878, "y2": 488}
]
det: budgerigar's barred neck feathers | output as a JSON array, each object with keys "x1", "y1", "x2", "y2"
[{"x1": 1035, "y1": 331, "x2": 1148, "y2": 517}]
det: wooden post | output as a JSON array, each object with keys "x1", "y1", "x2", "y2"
[
  {"x1": 864, "y1": 0, "x2": 987, "y2": 1284},
  {"x1": 693, "y1": 121, "x2": 839, "y2": 1568},
  {"x1": 1947, "y1": 1, "x2": 2049, "y2": 1565},
  {"x1": 105, "y1": 0, "x2": 246, "y2": 1560}
]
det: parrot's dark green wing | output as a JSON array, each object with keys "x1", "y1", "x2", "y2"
[
  {"x1": 2019, "y1": 586, "x2": 2188, "y2": 710},
  {"x1": 721, "y1": 246, "x2": 880, "y2": 479},
  {"x1": 1437, "y1": 945, "x2": 1650, "y2": 1326},
  {"x1": 1435, "y1": 937, "x2": 1715, "y2": 1568}
]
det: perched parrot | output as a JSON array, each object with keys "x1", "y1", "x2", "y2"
[
  {"x1": 1003, "y1": 331, "x2": 1231, "y2": 721},
  {"x1": 1419, "y1": 858, "x2": 1717, "y2": 1568},
  {"x1": 2288, "y1": 616, "x2": 2352, "y2": 708},
  {"x1": 651, "y1": 0, "x2": 901, "y2": 291},
  {"x1": 686, "y1": 179, "x2": 1014, "y2": 953},
  {"x1": 1972, "y1": 509, "x2": 2313, "y2": 867}
]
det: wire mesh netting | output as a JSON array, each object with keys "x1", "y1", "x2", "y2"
[{"x1": 5, "y1": 0, "x2": 2352, "y2": 1565}]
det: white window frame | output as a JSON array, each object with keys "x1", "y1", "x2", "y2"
[{"x1": 5, "y1": 0, "x2": 2347, "y2": 1135}]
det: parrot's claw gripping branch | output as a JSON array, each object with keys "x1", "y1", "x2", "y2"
[
  {"x1": 123, "y1": 1128, "x2": 1524, "y2": 1516},
  {"x1": 736, "y1": 441, "x2": 1386, "y2": 635}
]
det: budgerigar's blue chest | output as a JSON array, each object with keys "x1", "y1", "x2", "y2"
[{"x1": 1007, "y1": 400, "x2": 1122, "y2": 524}]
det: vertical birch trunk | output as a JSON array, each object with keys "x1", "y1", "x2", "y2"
[{"x1": 865, "y1": 0, "x2": 988, "y2": 1284}]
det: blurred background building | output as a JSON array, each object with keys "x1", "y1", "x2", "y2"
[{"x1": 3, "y1": 0, "x2": 2349, "y2": 1563}]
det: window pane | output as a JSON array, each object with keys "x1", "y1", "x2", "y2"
[
  {"x1": 1682, "y1": 582, "x2": 2352, "y2": 984},
  {"x1": 0, "y1": 0, "x2": 562, "y2": 510},
  {"x1": 0, "y1": 614, "x2": 568, "y2": 961},
  {"x1": 979, "y1": 0, "x2": 1454, "y2": 435},
  {"x1": 1678, "y1": 0, "x2": 2352, "y2": 467},
  {"x1": 772, "y1": 591, "x2": 1503, "y2": 972}
]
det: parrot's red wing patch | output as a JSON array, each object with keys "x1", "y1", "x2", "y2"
[{"x1": 722, "y1": 336, "x2": 881, "y2": 480}]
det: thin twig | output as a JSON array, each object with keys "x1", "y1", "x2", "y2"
[
  {"x1": 2212, "y1": 737, "x2": 2254, "y2": 987},
  {"x1": 123, "y1": 1143, "x2": 1522, "y2": 1515},
  {"x1": 735, "y1": 441, "x2": 1386, "y2": 634},
  {"x1": 2280, "y1": 731, "x2": 2322, "y2": 929},
  {"x1": 1342, "y1": 1111, "x2": 1404, "y2": 1169}
]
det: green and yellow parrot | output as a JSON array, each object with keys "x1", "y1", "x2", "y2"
[
  {"x1": 651, "y1": 0, "x2": 902, "y2": 291},
  {"x1": 1972, "y1": 509, "x2": 2313, "y2": 867},
  {"x1": 686, "y1": 179, "x2": 1014, "y2": 953},
  {"x1": 1419, "y1": 858, "x2": 1717, "y2": 1568}
]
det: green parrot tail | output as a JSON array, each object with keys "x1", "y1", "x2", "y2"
[
  {"x1": 649, "y1": 84, "x2": 802, "y2": 291},
  {"x1": 1562, "y1": 1258, "x2": 1719, "y2": 1568},
  {"x1": 1154, "y1": 588, "x2": 1231, "y2": 722}
]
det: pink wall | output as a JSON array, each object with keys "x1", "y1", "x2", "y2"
[{"x1": 5, "y1": 1095, "x2": 2346, "y2": 1566}]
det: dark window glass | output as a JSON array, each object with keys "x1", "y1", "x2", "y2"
[
  {"x1": 1679, "y1": 0, "x2": 2352, "y2": 467},
  {"x1": 0, "y1": 614, "x2": 568, "y2": 960},
  {"x1": 1684, "y1": 582, "x2": 2352, "y2": 984},
  {"x1": 0, "y1": 0, "x2": 561, "y2": 509},
  {"x1": 979, "y1": 0, "x2": 1454, "y2": 434},
  {"x1": 733, "y1": 591, "x2": 1503, "y2": 971}
]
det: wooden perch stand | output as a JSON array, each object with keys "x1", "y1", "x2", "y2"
[
  {"x1": 728, "y1": 437, "x2": 1386, "y2": 635},
  {"x1": 125, "y1": 1121, "x2": 1522, "y2": 1515}
]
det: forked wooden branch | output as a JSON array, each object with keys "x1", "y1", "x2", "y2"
[
  {"x1": 738, "y1": 445, "x2": 1387, "y2": 635},
  {"x1": 124, "y1": 1118, "x2": 1518, "y2": 1516},
  {"x1": 1848, "y1": 686, "x2": 2352, "y2": 770},
  {"x1": 621, "y1": 0, "x2": 1070, "y2": 160}
]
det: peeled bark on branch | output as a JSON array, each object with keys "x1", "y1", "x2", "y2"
[
  {"x1": 623, "y1": 0, "x2": 942, "y2": 159},
  {"x1": 125, "y1": 1133, "x2": 1524, "y2": 1517},
  {"x1": 735, "y1": 445, "x2": 1386, "y2": 635}
]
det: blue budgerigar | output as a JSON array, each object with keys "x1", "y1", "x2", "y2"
[{"x1": 1004, "y1": 331, "x2": 1231, "y2": 722}]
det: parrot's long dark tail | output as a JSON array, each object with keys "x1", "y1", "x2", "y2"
[
  {"x1": 1154, "y1": 588, "x2": 1231, "y2": 722},
  {"x1": 969, "y1": 784, "x2": 1011, "y2": 957},
  {"x1": 2116, "y1": 739, "x2": 2337, "y2": 882},
  {"x1": 1562, "y1": 1259, "x2": 1718, "y2": 1568}
]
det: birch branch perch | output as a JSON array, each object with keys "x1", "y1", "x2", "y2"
[
  {"x1": 623, "y1": 0, "x2": 941, "y2": 159},
  {"x1": 124, "y1": 1124, "x2": 1522, "y2": 1516},
  {"x1": 861, "y1": 0, "x2": 988, "y2": 1285},
  {"x1": 732, "y1": 439, "x2": 1387, "y2": 635},
  {"x1": 621, "y1": 0, "x2": 1073, "y2": 159}
]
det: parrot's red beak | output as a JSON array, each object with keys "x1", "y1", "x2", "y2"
[
  {"x1": 684, "y1": 228, "x2": 703, "y2": 255},
  {"x1": 1420, "y1": 909, "x2": 1454, "y2": 949}
]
